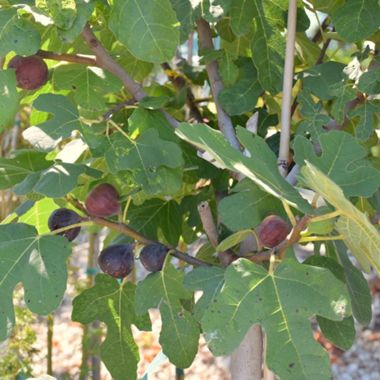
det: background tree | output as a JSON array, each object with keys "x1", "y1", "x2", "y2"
[{"x1": 0, "y1": 0, "x2": 379, "y2": 379}]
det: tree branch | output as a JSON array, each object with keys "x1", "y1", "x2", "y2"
[
  {"x1": 66, "y1": 196, "x2": 210, "y2": 267},
  {"x1": 196, "y1": 18, "x2": 240, "y2": 150},
  {"x1": 81, "y1": 24, "x2": 179, "y2": 128},
  {"x1": 37, "y1": 50, "x2": 97, "y2": 66},
  {"x1": 278, "y1": 0, "x2": 297, "y2": 177}
]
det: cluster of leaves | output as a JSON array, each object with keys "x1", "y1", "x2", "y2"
[{"x1": 0, "y1": 0, "x2": 379, "y2": 379}]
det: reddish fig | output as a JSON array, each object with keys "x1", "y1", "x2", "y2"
[
  {"x1": 257, "y1": 215, "x2": 291, "y2": 248},
  {"x1": 8, "y1": 55, "x2": 48, "y2": 90},
  {"x1": 140, "y1": 244, "x2": 168, "y2": 272},
  {"x1": 48, "y1": 208, "x2": 81, "y2": 241},
  {"x1": 98, "y1": 244, "x2": 134, "y2": 278},
  {"x1": 85, "y1": 183, "x2": 120, "y2": 217}
]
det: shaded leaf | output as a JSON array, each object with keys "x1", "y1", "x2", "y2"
[
  {"x1": 219, "y1": 58, "x2": 263, "y2": 115},
  {"x1": 109, "y1": 0, "x2": 180, "y2": 63},
  {"x1": 331, "y1": 0, "x2": 380, "y2": 42},
  {"x1": 0, "y1": 8, "x2": 40, "y2": 56},
  {"x1": 218, "y1": 179, "x2": 284, "y2": 231},
  {"x1": 72, "y1": 275, "x2": 151, "y2": 380},
  {"x1": 0, "y1": 70, "x2": 19, "y2": 130},
  {"x1": 136, "y1": 261, "x2": 200, "y2": 368}
]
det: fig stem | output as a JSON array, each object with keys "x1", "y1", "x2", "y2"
[
  {"x1": 46, "y1": 221, "x2": 93, "y2": 236},
  {"x1": 299, "y1": 235, "x2": 344, "y2": 243},
  {"x1": 310, "y1": 210, "x2": 341, "y2": 223},
  {"x1": 281, "y1": 200, "x2": 297, "y2": 226}
]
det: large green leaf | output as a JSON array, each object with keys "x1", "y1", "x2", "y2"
[
  {"x1": 0, "y1": 223, "x2": 71, "y2": 340},
  {"x1": 72, "y1": 275, "x2": 151, "y2": 380},
  {"x1": 294, "y1": 131, "x2": 380, "y2": 197},
  {"x1": 23, "y1": 94, "x2": 83, "y2": 150},
  {"x1": 53, "y1": 65, "x2": 122, "y2": 111},
  {"x1": 201, "y1": 258, "x2": 351, "y2": 380},
  {"x1": 301, "y1": 62, "x2": 346, "y2": 101},
  {"x1": 109, "y1": 0, "x2": 180, "y2": 63},
  {"x1": 176, "y1": 123, "x2": 312, "y2": 213},
  {"x1": 170, "y1": 0, "x2": 194, "y2": 43},
  {"x1": 304, "y1": 256, "x2": 356, "y2": 350},
  {"x1": 184, "y1": 266, "x2": 225, "y2": 322},
  {"x1": 0, "y1": 8, "x2": 41, "y2": 56},
  {"x1": 218, "y1": 179, "x2": 284, "y2": 231},
  {"x1": 295, "y1": 89, "x2": 331, "y2": 141},
  {"x1": 14, "y1": 162, "x2": 101, "y2": 198},
  {"x1": 127, "y1": 199, "x2": 182, "y2": 246},
  {"x1": 349, "y1": 101, "x2": 380, "y2": 141},
  {"x1": 36, "y1": 0, "x2": 77, "y2": 30},
  {"x1": 333, "y1": 240, "x2": 372, "y2": 325},
  {"x1": 105, "y1": 128, "x2": 183, "y2": 196},
  {"x1": 58, "y1": 0, "x2": 95, "y2": 42},
  {"x1": 331, "y1": 0, "x2": 380, "y2": 42},
  {"x1": 300, "y1": 162, "x2": 380, "y2": 274},
  {"x1": 250, "y1": 1, "x2": 286, "y2": 94},
  {"x1": 136, "y1": 261, "x2": 200, "y2": 368},
  {"x1": 230, "y1": 0, "x2": 256, "y2": 36},
  {"x1": 0, "y1": 70, "x2": 19, "y2": 130},
  {"x1": 0, "y1": 150, "x2": 51, "y2": 190},
  {"x1": 218, "y1": 58, "x2": 263, "y2": 115}
]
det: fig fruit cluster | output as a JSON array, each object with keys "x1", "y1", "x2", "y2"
[
  {"x1": 257, "y1": 215, "x2": 291, "y2": 248},
  {"x1": 8, "y1": 55, "x2": 48, "y2": 90},
  {"x1": 46, "y1": 183, "x2": 170, "y2": 279}
]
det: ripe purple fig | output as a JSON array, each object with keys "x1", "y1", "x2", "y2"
[
  {"x1": 257, "y1": 215, "x2": 291, "y2": 248},
  {"x1": 98, "y1": 244, "x2": 134, "y2": 278},
  {"x1": 48, "y1": 208, "x2": 81, "y2": 241},
  {"x1": 85, "y1": 183, "x2": 120, "y2": 217},
  {"x1": 8, "y1": 55, "x2": 48, "y2": 90},
  {"x1": 140, "y1": 244, "x2": 168, "y2": 272}
]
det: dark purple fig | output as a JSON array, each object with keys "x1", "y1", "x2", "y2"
[
  {"x1": 257, "y1": 215, "x2": 291, "y2": 248},
  {"x1": 48, "y1": 208, "x2": 81, "y2": 241},
  {"x1": 85, "y1": 183, "x2": 120, "y2": 217},
  {"x1": 140, "y1": 244, "x2": 168, "y2": 272},
  {"x1": 8, "y1": 55, "x2": 48, "y2": 90},
  {"x1": 98, "y1": 244, "x2": 134, "y2": 278}
]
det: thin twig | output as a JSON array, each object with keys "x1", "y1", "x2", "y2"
[
  {"x1": 196, "y1": 18, "x2": 240, "y2": 150},
  {"x1": 278, "y1": 0, "x2": 297, "y2": 177},
  {"x1": 37, "y1": 50, "x2": 97, "y2": 66}
]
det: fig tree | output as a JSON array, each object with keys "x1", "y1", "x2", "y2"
[
  {"x1": 85, "y1": 183, "x2": 120, "y2": 217},
  {"x1": 257, "y1": 215, "x2": 291, "y2": 248},
  {"x1": 48, "y1": 208, "x2": 82, "y2": 241},
  {"x1": 140, "y1": 244, "x2": 168, "y2": 272},
  {"x1": 98, "y1": 244, "x2": 134, "y2": 278},
  {"x1": 8, "y1": 55, "x2": 48, "y2": 90}
]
